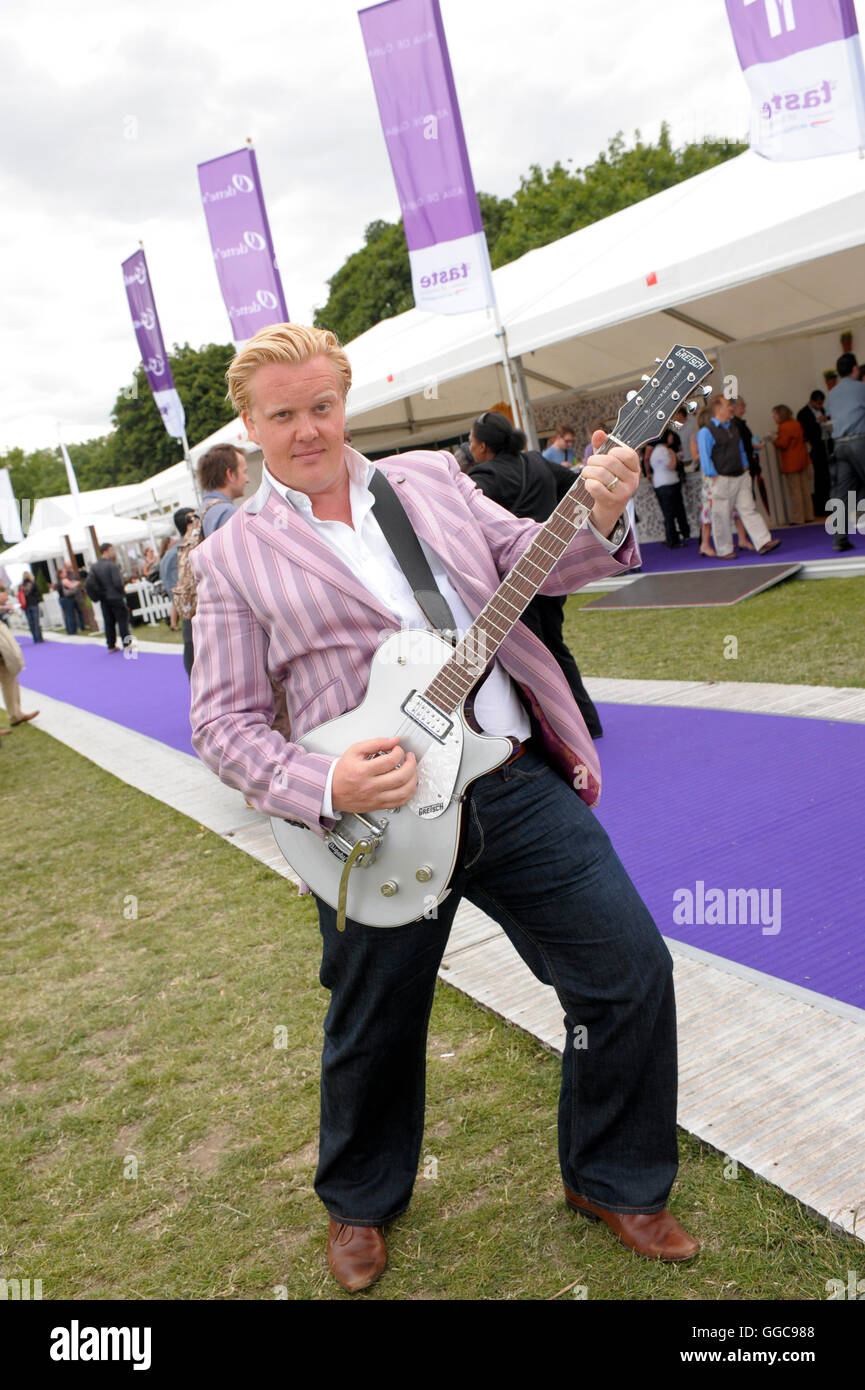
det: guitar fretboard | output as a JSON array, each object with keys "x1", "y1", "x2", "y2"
[{"x1": 423, "y1": 448, "x2": 611, "y2": 714}]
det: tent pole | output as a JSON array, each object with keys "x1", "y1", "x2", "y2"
[
  {"x1": 182, "y1": 428, "x2": 203, "y2": 506},
  {"x1": 491, "y1": 301, "x2": 521, "y2": 430},
  {"x1": 511, "y1": 355, "x2": 539, "y2": 451}
]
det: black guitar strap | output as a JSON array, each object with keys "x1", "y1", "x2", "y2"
[{"x1": 369, "y1": 469, "x2": 458, "y2": 644}]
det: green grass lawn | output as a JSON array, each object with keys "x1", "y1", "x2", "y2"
[
  {"x1": 131, "y1": 621, "x2": 183, "y2": 645},
  {"x1": 1, "y1": 727, "x2": 861, "y2": 1301},
  {"x1": 564, "y1": 576, "x2": 865, "y2": 688},
  {"x1": 52, "y1": 575, "x2": 865, "y2": 680}
]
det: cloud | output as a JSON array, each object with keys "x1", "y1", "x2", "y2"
[{"x1": 0, "y1": 0, "x2": 752, "y2": 452}]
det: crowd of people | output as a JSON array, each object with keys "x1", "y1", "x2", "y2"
[
  {"x1": 4, "y1": 349, "x2": 864, "y2": 741},
  {"x1": 532, "y1": 350, "x2": 865, "y2": 559},
  {"x1": 0, "y1": 444, "x2": 252, "y2": 733}
]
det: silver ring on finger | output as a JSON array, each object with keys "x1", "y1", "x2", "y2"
[{"x1": 606, "y1": 475, "x2": 619, "y2": 492}]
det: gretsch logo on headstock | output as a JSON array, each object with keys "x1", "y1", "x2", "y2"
[{"x1": 675, "y1": 348, "x2": 706, "y2": 369}]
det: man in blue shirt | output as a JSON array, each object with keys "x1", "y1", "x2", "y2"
[
  {"x1": 542, "y1": 422, "x2": 576, "y2": 466},
  {"x1": 163, "y1": 446, "x2": 249, "y2": 675},
  {"x1": 826, "y1": 353, "x2": 865, "y2": 551},
  {"x1": 197, "y1": 445, "x2": 249, "y2": 537},
  {"x1": 697, "y1": 395, "x2": 779, "y2": 558}
]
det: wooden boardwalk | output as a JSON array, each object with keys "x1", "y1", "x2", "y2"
[{"x1": 18, "y1": 673, "x2": 865, "y2": 1243}]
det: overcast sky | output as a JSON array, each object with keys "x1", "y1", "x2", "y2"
[{"x1": 0, "y1": 0, "x2": 754, "y2": 454}]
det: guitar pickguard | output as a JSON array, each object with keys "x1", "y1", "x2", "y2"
[{"x1": 406, "y1": 721, "x2": 463, "y2": 819}]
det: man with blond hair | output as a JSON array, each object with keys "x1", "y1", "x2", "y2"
[{"x1": 189, "y1": 323, "x2": 697, "y2": 1292}]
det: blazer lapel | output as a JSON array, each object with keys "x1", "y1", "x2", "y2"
[
  {"x1": 375, "y1": 462, "x2": 453, "y2": 560},
  {"x1": 245, "y1": 485, "x2": 400, "y2": 628}
]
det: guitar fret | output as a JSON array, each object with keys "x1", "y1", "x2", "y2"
[
  {"x1": 430, "y1": 673, "x2": 463, "y2": 704},
  {"x1": 530, "y1": 539, "x2": 565, "y2": 562},
  {"x1": 493, "y1": 593, "x2": 522, "y2": 617},
  {"x1": 515, "y1": 557, "x2": 547, "y2": 585}
]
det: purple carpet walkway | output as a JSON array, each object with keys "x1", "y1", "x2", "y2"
[
  {"x1": 637, "y1": 519, "x2": 854, "y2": 573},
  {"x1": 14, "y1": 635, "x2": 865, "y2": 1011},
  {"x1": 17, "y1": 637, "x2": 194, "y2": 754}
]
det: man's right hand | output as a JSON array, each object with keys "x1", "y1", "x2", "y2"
[{"x1": 331, "y1": 736, "x2": 417, "y2": 813}]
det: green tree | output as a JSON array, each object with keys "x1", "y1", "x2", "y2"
[
  {"x1": 0, "y1": 342, "x2": 237, "y2": 546},
  {"x1": 490, "y1": 125, "x2": 746, "y2": 264},
  {"x1": 0, "y1": 447, "x2": 67, "y2": 530},
  {"x1": 108, "y1": 341, "x2": 236, "y2": 481},
  {"x1": 314, "y1": 128, "x2": 745, "y2": 342},
  {"x1": 314, "y1": 192, "x2": 515, "y2": 343}
]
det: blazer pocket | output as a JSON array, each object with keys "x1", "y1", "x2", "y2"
[{"x1": 293, "y1": 674, "x2": 347, "y2": 730}]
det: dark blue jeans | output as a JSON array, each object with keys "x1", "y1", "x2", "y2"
[
  {"x1": 24, "y1": 606, "x2": 42, "y2": 642},
  {"x1": 314, "y1": 743, "x2": 678, "y2": 1225}
]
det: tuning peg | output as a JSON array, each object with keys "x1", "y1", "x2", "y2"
[
  {"x1": 640, "y1": 374, "x2": 650, "y2": 382},
  {"x1": 654, "y1": 357, "x2": 663, "y2": 364},
  {"x1": 701, "y1": 384, "x2": 712, "y2": 395},
  {"x1": 626, "y1": 389, "x2": 637, "y2": 401},
  {"x1": 686, "y1": 401, "x2": 699, "y2": 413}
]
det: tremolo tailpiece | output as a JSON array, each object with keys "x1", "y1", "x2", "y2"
[{"x1": 332, "y1": 813, "x2": 388, "y2": 932}]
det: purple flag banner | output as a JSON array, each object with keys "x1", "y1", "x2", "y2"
[
  {"x1": 121, "y1": 250, "x2": 186, "y2": 439},
  {"x1": 197, "y1": 147, "x2": 288, "y2": 345},
  {"x1": 359, "y1": 0, "x2": 494, "y2": 315},
  {"x1": 726, "y1": 0, "x2": 865, "y2": 159}
]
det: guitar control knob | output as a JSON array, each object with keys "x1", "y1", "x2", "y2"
[
  {"x1": 380, "y1": 880, "x2": 399, "y2": 897},
  {"x1": 415, "y1": 866, "x2": 433, "y2": 882}
]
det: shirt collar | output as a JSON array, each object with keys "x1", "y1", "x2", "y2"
[{"x1": 263, "y1": 450, "x2": 376, "y2": 526}]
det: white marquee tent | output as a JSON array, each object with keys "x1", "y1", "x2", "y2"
[
  {"x1": 335, "y1": 148, "x2": 865, "y2": 452},
  {"x1": 7, "y1": 145, "x2": 865, "y2": 582}
]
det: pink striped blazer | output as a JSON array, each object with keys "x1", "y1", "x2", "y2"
[{"x1": 189, "y1": 447, "x2": 638, "y2": 836}]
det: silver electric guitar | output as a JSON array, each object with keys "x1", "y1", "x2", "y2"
[{"x1": 271, "y1": 345, "x2": 712, "y2": 928}]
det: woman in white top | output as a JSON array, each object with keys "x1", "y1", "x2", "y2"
[{"x1": 649, "y1": 429, "x2": 690, "y2": 548}]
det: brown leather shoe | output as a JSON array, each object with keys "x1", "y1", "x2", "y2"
[
  {"x1": 327, "y1": 1218, "x2": 387, "y2": 1292},
  {"x1": 564, "y1": 1184, "x2": 699, "y2": 1262}
]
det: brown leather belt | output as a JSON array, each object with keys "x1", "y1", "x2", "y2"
[{"x1": 505, "y1": 739, "x2": 527, "y2": 766}]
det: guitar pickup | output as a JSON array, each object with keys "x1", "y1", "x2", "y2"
[{"x1": 400, "y1": 691, "x2": 454, "y2": 743}]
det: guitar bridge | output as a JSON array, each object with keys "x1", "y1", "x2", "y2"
[{"x1": 325, "y1": 814, "x2": 387, "y2": 865}]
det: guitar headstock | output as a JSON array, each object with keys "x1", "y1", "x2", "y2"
[{"x1": 611, "y1": 346, "x2": 713, "y2": 452}]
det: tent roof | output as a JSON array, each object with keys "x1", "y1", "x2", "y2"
[
  {"x1": 0, "y1": 512, "x2": 157, "y2": 564},
  {"x1": 28, "y1": 485, "x2": 143, "y2": 532},
  {"x1": 342, "y1": 148, "x2": 865, "y2": 450}
]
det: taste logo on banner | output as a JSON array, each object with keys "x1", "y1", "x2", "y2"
[
  {"x1": 410, "y1": 232, "x2": 495, "y2": 315},
  {"x1": 725, "y1": 0, "x2": 865, "y2": 158},
  {"x1": 360, "y1": 0, "x2": 495, "y2": 316}
]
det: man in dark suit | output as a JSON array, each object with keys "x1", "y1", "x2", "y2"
[
  {"x1": 87, "y1": 543, "x2": 131, "y2": 652},
  {"x1": 467, "y1": 410, "x2": 605, "y2": 738},
  {"x1": 797, "y1": 390, "x2": 831, "y2": 515}
]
